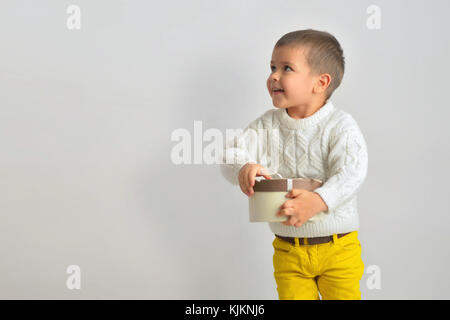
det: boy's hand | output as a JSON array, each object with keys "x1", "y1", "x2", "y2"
[
  {"x1": 238, "y1": 163, "x2": 272, "y2": 197},
  {"x1": 277, "y1": 189, "x2": 328, "y2": 227}
]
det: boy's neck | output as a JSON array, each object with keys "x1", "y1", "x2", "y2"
[{"x1": 286, "y1": 99, "x2": 327, "y2": 119}]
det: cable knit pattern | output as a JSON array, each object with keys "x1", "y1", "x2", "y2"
[{"x1": 220, "y1": 100, "x2": 368, "y2": 237}]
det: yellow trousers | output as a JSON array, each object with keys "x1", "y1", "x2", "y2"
[{"x1": 272, "y1": 231, "x2": 364, "y2": 300}]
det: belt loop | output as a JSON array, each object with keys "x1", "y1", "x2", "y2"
[
  {"x1": 294, "y1": 237, "x2": 299, "y2": 247},
  {"x1": 303, "y1": 237, "x2": 308, "y2": 245},
  {"x1": 332, "y1": 234, "x2": 338, "y2": 244}
]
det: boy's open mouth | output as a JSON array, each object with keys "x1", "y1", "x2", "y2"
[{"x1": 273, "y1": 89, "x2": 284, "y2": 94}]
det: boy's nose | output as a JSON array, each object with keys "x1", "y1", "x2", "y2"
[{"x1": 270, "y1": 74, "x2": 280, "y2": 81}]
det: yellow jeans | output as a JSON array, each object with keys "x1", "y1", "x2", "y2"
[{"x1": 272, "y1": 231, "x2": 364, "y2": 300}]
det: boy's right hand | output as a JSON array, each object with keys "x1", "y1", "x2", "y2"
[{"x1": 238, "y1": 163, "x2": 272, "y2": 197}]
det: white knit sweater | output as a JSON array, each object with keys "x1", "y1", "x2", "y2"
[{"x1": 220, "y1": 100, "x2": 368, "y2": 237}]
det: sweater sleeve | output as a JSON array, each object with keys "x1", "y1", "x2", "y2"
[
  {"x1": 313, "y1": 122, "x2": 368, "y2": 212},
  {"x1": 220, "y1": 112, "x2": 276, "y2": 186}
]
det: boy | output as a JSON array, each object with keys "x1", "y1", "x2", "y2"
[{"x1": 220, "y1": 29, "x2": 368, "y2": 300}]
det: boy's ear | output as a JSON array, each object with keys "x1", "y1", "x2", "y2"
[{"x1": 314, "y1": 73, "x2": 331, "y2": 94}]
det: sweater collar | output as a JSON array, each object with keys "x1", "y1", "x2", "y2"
[{"x1": 278, "y1": 100, "x2": 335, "y2": 130}]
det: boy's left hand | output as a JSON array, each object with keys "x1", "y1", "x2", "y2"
[{"x1": 277, "y1": 189, "x2": 328, "y2": 228}]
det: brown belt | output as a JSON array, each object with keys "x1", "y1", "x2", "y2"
[{"x1": 275, "y1": 232, "x2": 351, "y2": 245}]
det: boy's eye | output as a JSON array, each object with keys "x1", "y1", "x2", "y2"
[{"x1": 270, "y1": 65, "x2": 293, "y2": 71}]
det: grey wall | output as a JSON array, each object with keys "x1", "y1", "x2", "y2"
[{"x1": 1, "y1": 0, "x2": 449, "y2": 299}]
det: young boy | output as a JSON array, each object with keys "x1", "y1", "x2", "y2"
[{"x1": 220, "y1": 29, "x2": 368, "y2": 300}]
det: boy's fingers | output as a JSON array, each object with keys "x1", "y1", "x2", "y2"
[
  {"x1": 238, "y1": 172, "x2": 247, "y2": 195},
  {"x1": 241, "y1": 171, "x2": 251, "y2": 196},
  {"x1": 256, "y1": 167, "x2": 270, "y2": 177},
  {"x1": 281, "y1": 200, "x2": 293, "y2": 209},
  {"x1": 245, "y1": 170, "x2": 250, "y2": 194},
  {"x1": 248, "y1": 168, "x2": 257, "y2": 194},
  {"x1": 251, "y1": 170, "x2": 262, "y2": 190},
  {"x1": 238, "y1": 167, "x2": 245, "y2": 194},
  {"x1": 260, "y1": 166, "x2": 273, "y2": 180},
  {"x1": 242, "y1": 174, "x2": 247, "y2": 195},
  {"x1": 241, "y1": 168, "x2": 249, "y2": 194},
  {"x1": 241, "y1": 165, "x2": 273, "y2": 196},
  {"x1": 289, "y1": 188, "x2": 308, "y2": 197},
  {"x1": 282, "y1": 216, "x2": 298, "y2": 226}
]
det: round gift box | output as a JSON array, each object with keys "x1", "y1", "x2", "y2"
[{"x1": 248, "y1": 177, "x2": 327, "y2": 223}]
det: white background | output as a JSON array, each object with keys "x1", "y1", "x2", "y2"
[{"x1": 1, "y1": 0, "x2": 449, "y2": 299}]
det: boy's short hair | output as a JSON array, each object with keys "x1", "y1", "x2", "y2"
[{"x1": 275, "y1": 29, "x2": 345, "y2": 101}]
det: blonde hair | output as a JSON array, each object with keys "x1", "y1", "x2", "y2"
[{"x1": 275, "y1": 29, "x2": 345, "y2": 100}]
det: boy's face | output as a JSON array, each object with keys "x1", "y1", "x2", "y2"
[{"x1": 266, "y1": 45, "x2": 322, "y2": 109}]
